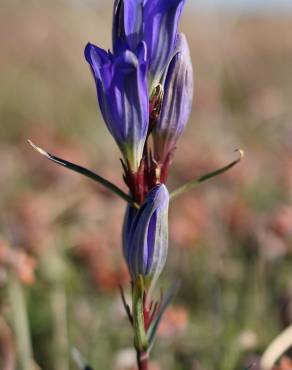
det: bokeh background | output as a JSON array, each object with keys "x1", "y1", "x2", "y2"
[{"x1": 1, "y1": 1, "x2": 292, "y2": 369}]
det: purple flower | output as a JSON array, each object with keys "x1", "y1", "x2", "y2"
[
  {"x1": 144, "y1": 0, "x2": 186, "y2": 88},
  {"x1": 123, "y1": 184, "x2": 169, "y2": 284},
  {"x1": 153, "y1": 33, "x2": 193, "y2": 165},
  {"x1": 85, "y1": 42, "x2": 149, "y2": 172},
  {"x1": 112, "y1": 0, "x2": 144, "y2": 53},
  {"x1": 112, "y1": 0, "x2": 186, "y2": 90}
]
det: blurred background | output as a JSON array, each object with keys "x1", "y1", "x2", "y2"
[{"x1": 1, "y1": 1, "x2": 292, "y2": 369}]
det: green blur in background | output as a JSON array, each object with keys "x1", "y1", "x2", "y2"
[{"x1": 0, "y1": 1, "x2": 292, "y2": 370}]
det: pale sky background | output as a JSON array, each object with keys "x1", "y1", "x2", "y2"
[
  {"x1": 192, "y1": 0, "x2": 292, "y2": 12},
  {"x1": 71, "y1": 0, "x2": 292, "y2": 13}
]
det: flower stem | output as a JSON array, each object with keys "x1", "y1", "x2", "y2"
[
  {"x1": 28, "y1": 140, "x2": 139, "y2": 209},
  {"x1": 170, "y1": 149, "x2": 244, "y2": 200},
  {"x1": 137, "y1": 351, "x2": 148, "y2": 370}
]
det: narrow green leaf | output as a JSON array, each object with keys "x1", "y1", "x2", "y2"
[
  {"x1": 170, "y1": 149, "x2": 244, "y2": 200},
  {"x1": 28, "y1": 140, "x2": 139, "y2": 209}
]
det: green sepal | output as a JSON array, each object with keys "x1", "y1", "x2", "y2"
[{"x1": 133, "y1": 275, "x2": 148, "y2": 352}]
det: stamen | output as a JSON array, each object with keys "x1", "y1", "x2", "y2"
[{"x1": 149, "y1": 84, "x2": 164, "y2": 131}]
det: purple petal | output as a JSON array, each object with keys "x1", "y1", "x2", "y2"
[
  {"x1": 125, "y1": 184, "x2": 169, "y2": 282},
  {"x1": 84, "y1": 43, "x2": 112, "y2": 119},
  {"x1": 112, "y1": 0, "x2": 144, "y2": 53},
  {"x1": 146, "y1": 212, "x2": 156, "y2": 272},
  {"x1": 85, "y1": 43, "x2": 149, "y2": 171},
  {"x1": 144, "y1": 0, "x2": 186, "y2": 87},
  {"x1": 122, "y1": 204, "x2": 138, "y2": 262}
]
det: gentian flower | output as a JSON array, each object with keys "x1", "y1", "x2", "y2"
[
  {"x1": 153, "y1": 33, "x2": 193, "y2": 167},
  {"x1": 143, "y1": 0, "x2": 186, "y2": 88},
  {"x1": 112, "y1": 0, "x2": 186, "y2": 91},
  {"x1": 85, "y1": 42, "x2": 149, "y2": 172},
  {"x1": 112, "y1": 0, "x2": 144, "y2": 53},
  {"x1": 123, "y1": 185, "x2": 169, "y2": 285}
]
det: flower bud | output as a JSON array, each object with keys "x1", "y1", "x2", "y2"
[
  {"x1": 153, "y1": 33, "x2": 193, "y2": 166},
  {"x1": 123, "y1": 185, "x2": 169, "y2": 286}
]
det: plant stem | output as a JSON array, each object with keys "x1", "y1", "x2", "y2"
[
  {"x1": 137, "y1": 351, "x2": 148, "y2": 370},
  {"x1": 170, "y1": 149, "x2": 244, "y2": 200},
  {"x1": 8, "y1": 274, "x2": 33, "y2": 370},
  {"x1": 28, "y1": 140, "x2": 139, "y2": 209}
]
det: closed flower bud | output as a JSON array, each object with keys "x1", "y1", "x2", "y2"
[
  {"x1": 123, "y1": 185, "x2": 169, "y2": 286},
  {"x1": 85, "y1": 42, "x2": 149, "y2": 172},
  {"x1": 153, "y1": 33, "x2": 193, "y2": 167}
]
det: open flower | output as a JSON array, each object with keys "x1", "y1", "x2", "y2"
[
  {"x1": 153, "y1": 33, "x2": 193, "y2": 170},
  {"x1": 85, "y1": 42, "x2": 149, "y2": 172},
  {"x1": 123, "y1": 185, "x2": 169, "y2": 285},
  {"x1": 112, "y1": 0, "x2": 186, "y2": 91},
  {"x1": 144, "y1": 0, "x2": 186, "y2": 89},
  {"x1": 112, "y1": 0, "x2": 144, "y2": 53}
]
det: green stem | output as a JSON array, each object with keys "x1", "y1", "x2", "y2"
[
  {"x1": 170, "y1": 149, "x2": 244, "y2": 200},
  {"x1": 8, "y1": 274, "x2": 33, "y2": 370},
  {"x1": 133, "y1": 276, "x2": 148, "y2": 352},
  {"x1": 28, "y1": 140, "x2": 139, "y2": 209}
]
